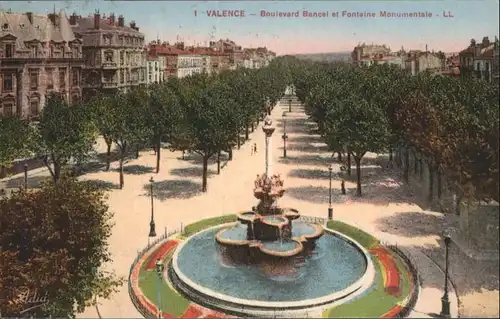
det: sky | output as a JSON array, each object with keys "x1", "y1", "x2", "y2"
[{"x1": 1, "y1": 0, "x2": 499, "y2": 55}]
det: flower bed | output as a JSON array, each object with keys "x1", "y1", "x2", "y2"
[
  {"x1": 144, "y1": 240, "x2": 179, "y2": 270},
  {"x1": 370, "y1": 247, "x2": 401, "y2": 297}
]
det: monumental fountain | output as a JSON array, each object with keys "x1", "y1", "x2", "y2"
[{"x1": 169, "y1": 115, "x2": 375, "y2": 317}]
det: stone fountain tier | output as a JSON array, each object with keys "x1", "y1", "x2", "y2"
[
  {"x1": 215, "y1": 215, "x2": 324, "y2": 258},
  {"x1": 253, "y1": 173, "x2": 286, "y2": 215}
]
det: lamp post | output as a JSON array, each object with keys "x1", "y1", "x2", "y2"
[
  {"x1": 282, "y1": 112, "x2": 288, "y2": 158},
  {"x1": 328, "y1": 165, "x2": 333, "y2": 220},
  {"x1": 148, "y1": 177, "x2": 157, "y2": 238},
  {"x1": 440, "y1": 233, "x2": 451, "y2": 318},
  {"x1": 155, "y1": 259, "x2": 164, "y2": 318},
  {"x1": 24, "y1": 164, "x2": 28, "y2": 189},
  {"x1": 288, "y1": 97, "x2": 292, "y2": 112}
]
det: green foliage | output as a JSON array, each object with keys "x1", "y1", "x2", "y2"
[
  {"x1": 0, "y1": 177, "x2": 123, "y2": 318},
  {"x1": 37, "y1": 95, "x2": 98, "y2": 183},
  {"x1": 326, "y1": 220, "x2": 379, "y2": 249},
  {"x1": 288, "y1": 56, "x2": 499, "y2": 202},
  {"x1": 0, "y1": 115, "x2": 35, "y2": 168}
]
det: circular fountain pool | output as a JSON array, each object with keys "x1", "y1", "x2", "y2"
[{"x1": 170, "y1": 222, "x2": 375, "y2": 315}]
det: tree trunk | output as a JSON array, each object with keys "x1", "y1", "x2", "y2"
[
  {"x1": 251, "y1": 123, "x2": 254, "y2": 132},
  {"x1": 347, "y1": 152, "x2": 351, "y2": 176},
  {"x1": 355, "y1": 157, "x2": 362, "y2": 196},
  {"x1": 53, "y1": 161, "x2": 61, "y2": 184},
  {"x1": 437, "y1": 168, "x2": 442, "y2": 199},
  {"x1": 428, "y1": 164, "x2": 434, "y2": 203},
  {"x1": 414, "y1": 155, "x2": 419, "y2": 175},
  {"x1": 419, "y1": 159, "x2": 424, "y2": 180},
  {"x1": 228, "y1": 149, "x2": 233, "y2": 161},
  {"x1": 135, "y1": 145, "x2": 139, "y2": 159},
  {"x1": 237, "y1": 133, "x2": 241, "y2": 149},
  {"x1": 245, "y1": 125, "x2": 249, "y2": 140},
  {"x1": 337, "y1": 152, "x2": 342, "y2": 162},
  {"x1": 119, "y1": 148, "x2": 126, "y2": 189},
  {"x1": 202, "y1": 155, "x2": 209, "y2": 192},
  {"x1": 217, "y1": 151, "x2": 221, "y2": 174},
  {"x1": 389, "y1": 146, "x2": 393, "y2": 161},
  {"x1": 403, "y1": 147, "x2": 410, "y2": 183},
  {"x1": 155, "y1": 139, "x2": 161, "y2": 174},
  {"x1": 0, "y1": 166, "x2": 6, "y2": 178},
  {"x1": 105, "y1": 137, "x2": 112, "y2": 172}
]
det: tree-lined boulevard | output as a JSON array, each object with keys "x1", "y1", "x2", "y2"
[{"x1": 0, "y1": 57, "x2": 498, "y2": 318}]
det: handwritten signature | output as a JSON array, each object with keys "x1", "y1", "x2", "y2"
[{"x1": 9, "y1": 287, "x2": 49, "y2": 313}]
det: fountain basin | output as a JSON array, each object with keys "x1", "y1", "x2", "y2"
[
  {"x1": 237, "y1": 211, "x2": 261, "y2": 224},
  {"x1": 282, "y1": 208, "x2": 301, "y2": 221},
  {"x1": 259, "y1": 240, "x2": 303, "y2": 257},
  {"x1": 170, "y1": 223, "x2": 375, "y2": 316},
  {"x1": 261, "y1": 215, "x2": 288, "y2": 228}
]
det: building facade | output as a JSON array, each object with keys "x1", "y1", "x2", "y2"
[
  {"x1": 177, "y1": 54, "x2": 203, "y2": 78},
  {"x1": 70, "y1": 11, "x2": 146, "y2": 101},
  {"x1": 146, "y1": 55, "x2": 163, "y2": 84},
  {"x1": 459, "y1": 37, "x2": 498, "y2": 83},
  {"x1": 351, "y1": 43, "x2": 391, "y2": 65},
  {"x1": 0, "y1": 10, "x2": 83, "y2": 117},
  {"x1": 405, "y1": 51, "x2": 444, "y2": 75}
]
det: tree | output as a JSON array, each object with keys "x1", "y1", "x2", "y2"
[
  {"x1": 147, "y1": 83, "x2": 183, "y2": 173},
  {"x1": 0, "y1": 115, "x2": 35, "y2": 178},
  {"x1": 89, "y1": 93, "x2": 116, "y2": 171},
  {"x1": 180, "y1": 79, "x2": 239, "y2": 192},
  {"x1": 326, "y1": 94, "x2": 390, "y2": 196},
  {"x1": 0, "y1": 177, "x2": 123, "y2": 318},
  {"x1": 36, "y1": 95, "x2": 97, "y2": 183},
  {"x1": 106, "y1": 90, "x2": 150, "y2": 189}
]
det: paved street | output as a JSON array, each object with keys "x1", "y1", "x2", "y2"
[{"x1": 7, "y1": 99, "x2": 497, "y2": 318}]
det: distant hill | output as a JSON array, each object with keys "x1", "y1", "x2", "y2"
[{"x1": 292, "y1": 51, "x2": 352, "y2": 62}]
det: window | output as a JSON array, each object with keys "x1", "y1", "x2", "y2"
[
  {"x1": 485, "y1": 62, "x2": 490, "y2": 71},
  {"x1": 476, "y1": 62, "x2": 480, "y2": 70},
  {"x1": 3, "y1": 73, "x2": 13, "y2": 92},
  {"x1": 30, "y1": 72, "x2": 38, "y2": 90},
  {"x1": 120, "y1": 70, "x2": 124, "y2": 84},
  {"x1": 72, "y1": 95, "x2": 79, "y2": 103},
  {"x1": 120, "y1": 51, "x2": 124, "y2": 65},
  {"x1": 49, "y1": 45, "x2": 54, "y2": 58},
  {"x1": 2, "y1": 23, "x2": 8, "y2": 30},
  {"x1": 72, "y1": 69, "x2": 79, "y2": 86},
  {"x1": 59, "y1": 69, "x2": 66, "y2": 88},
  {"x1": 105, "y1": 51, "x2": 113, "y2": 62},
  {"x1": 30, "y1": 100, "x2": 39, "y2": 115},
  {"x1": 5, "y1": 43, "x2": 13, "y2": 58},
  {"x1": 46, "y1": 69, "x2": 54, "y2": 89},
  {"x1": 3, "y1": 103, "x2": 13, "y2": 116}
]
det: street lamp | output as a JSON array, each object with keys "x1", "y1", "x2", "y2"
[
  {"x1": 23, "y1": 164, "x2": 28, "y2": 189},
  {"x1": 288, "y1": 97, "x2": 292, "y2": 112},
  {"x1": 148, "y1": 177, "x2": 157, "y2": 238},
  {"x1": 155, "y1": 259, "x2": 164, "y2": 319},
  {"x1": 282, "y1": 112, "x2": 288, "y2": 158},
  {"x1": 328, "y1": 165, "x2": 333, "y2": 220},
  {"x1": 440, "y1": 233, "x2": 451, "y2": 318}
]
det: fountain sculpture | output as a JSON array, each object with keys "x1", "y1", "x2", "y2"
[{"x1": 215, "y1": 115, "x2": 324, "y2": 258}]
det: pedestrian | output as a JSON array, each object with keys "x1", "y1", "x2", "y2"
[
  {"x1": 152, "y1": 145, "x2": 157, "y2": 155},
  {"x1": 251, "y1": 144, "x2": 254, "y2": 156},
  {"x1": 254, "y1": 143, "x2": 258, "y2": 154}
]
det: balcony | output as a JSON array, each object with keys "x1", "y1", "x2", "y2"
[
  {"x1": 102, "y1": 62, "x2": 118, "y2": 69},
  {"x1": 102, "y1": 82, "x2": 118, "y2": 88}
]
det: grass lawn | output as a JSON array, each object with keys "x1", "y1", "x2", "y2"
[
  {"x1": 323, "y1": 256, "x2": 411, "y2": 317},
  {"x1": 323, "y1": 220, "x2": 412, "y2": 318},
  {"x1": 181, "y1": 214, "x2": 237, "y2": 238},
  {"x1": 137, "y1": 215, "x2": 237, "y2": 316},
  {"x1": 138, "y1": 250, "x2": 190, "y2": 317},
  {"x1": 326, "y1": 220, "x2": 380, "y2": 250}
]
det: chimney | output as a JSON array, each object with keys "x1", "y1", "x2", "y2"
[
  {"x1": 26, "y1": 12, "x2": 33, "y2": 24},
  {"x1": 69, "y1": 12, "x2": 78, "y2": 25},
  {"x1": 48, "y1": 13, "x2": 58, "y2": 27},
  {"x1": 482, "y1": 36, "x2": 490, "y2": 46},
  {"x1": 94, "y1": 10, "x2": 100, "y2": 29},
  {"x1": 471, "y1": 38, "x2": 476, "y2": 47},
  {"x1": 130, "y1": 20, "x2": 136, "y2": 30},
  {"x1": 109, "y1": 13, "x2": 115, "y2": 26},
  {"x1": 118, "y1": 15, "x2": 124, "y2": 27}
]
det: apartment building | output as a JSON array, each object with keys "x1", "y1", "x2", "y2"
[
  {"x1": 405, "y1": 51, "x2": 444, "y2": 75},
  {"x1": 459, "y1": 37, "x2": 499, "y2": 83},
  {"x1": 69, "y1": 11, "x2": 146, "y2": 101},
  {"x1": 146, "y1": 54, "x2": 164, "y2": 84},
  {"x1": 0, "y1": 10, "x2": 83, "y2": 117},
  {"x1": 351, "y1": 43, "x2": 391, "y2": 66}
]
